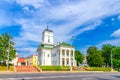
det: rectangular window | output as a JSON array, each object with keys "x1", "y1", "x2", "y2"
[
  {"x1": 62, "y1": 49, "x2": 65, "y2": 57},
  {"x1": 67, "y1": 61, "x2": 69, "y2": 65},
  {"x1": 71, "y1": 50, "x2": 73, "y2": 57},
  {"x1": 48, "y1": 54, "x2": 50, "y2": 57},
  {"x1": 67, "y1": 58, "x2": 69, "y2": 65}
]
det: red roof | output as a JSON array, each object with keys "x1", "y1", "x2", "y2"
[{"x1": 18, "y1": 58, "x2": 25, "y2": 62}]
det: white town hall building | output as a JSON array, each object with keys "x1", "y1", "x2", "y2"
[{"x1": 37, "y1": 27, "x2": 76, "y2": 66}]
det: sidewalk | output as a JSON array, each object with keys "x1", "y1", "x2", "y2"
[
  {"x1": 0, "y1": 70, "x2": 118, "y2": 74},
  {"x1": 0, "y1": 71, "x2": 15, "y2": 74}
]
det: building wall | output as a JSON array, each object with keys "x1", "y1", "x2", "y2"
[
  {"x1": 10, "y1": 57, "x2": 18, "y2": 66},
  {"x1": 25, "y1": 54, "x2": 38, "y2": 66},
  {"x1": 38, "y1": 51, "x2": 41, "y2": 65},
  {"x1": 32, "y1": 55, "x2": 38, "y2": 66},
  {"x1": 25, "y1": 56, "x2": 33, "y2": 65},
  {"x1": 40, "y1": 49, "x2": 52, "y2": 66},
  {"x1": 52, "y1": 46, "x2": 60, "y2": 66}
]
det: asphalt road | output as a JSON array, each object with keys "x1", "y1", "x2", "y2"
[{"x1": 0, "y1": 72, "x2": 120, "y2": 80}]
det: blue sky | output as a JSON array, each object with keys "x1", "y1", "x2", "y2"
[{"x1": 0, "y1": 0, "x2": 120, "y2": 57}]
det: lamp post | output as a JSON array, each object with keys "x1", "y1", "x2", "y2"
[{"x1": 70, "y1": 36, "x2": 74, "y2": 71}]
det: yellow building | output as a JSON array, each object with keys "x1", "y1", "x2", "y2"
[{"x1": 25, "y1": 54, "x2": 38, "y2": 66}]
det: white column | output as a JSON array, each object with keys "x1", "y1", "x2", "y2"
[
  {"x1": 69, "y1": 49, "x2": 72, "y2": 66},
  {"x1": 69, "y1": 49, "x2": 71, "y2": 66},
  {"x1": 73, "y1": 49, "x2": 75, "y2": 66},
  {"x1": 64, "y1": 49, "x2": 67, "y2": 66},
  {"x1": 60, "y1": 49, "x2": 62, "y2": 66}
]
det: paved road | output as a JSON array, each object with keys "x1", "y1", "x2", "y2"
[{"x1": 0, "y1": 72, "x2": 120, "y2": 80}]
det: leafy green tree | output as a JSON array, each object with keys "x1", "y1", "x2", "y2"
[
  {"x1": 75, "y1": 50, "x2": 83, "y2": 66},
  {"x1": 0, "y1": 33, "x2": 16, "y2": 62},
  {"x1": 87, "y1": 46, "x2": 104, "y2": 67},
  {"x1": 87, "y1": 46, "x2": 98, "y2": 55},
  {"x1": 101, "y1": 44, "x2": 115, "y2": 67},
  {"x1": 112, "y1": 47, "x2": 120, "y2": 68}
]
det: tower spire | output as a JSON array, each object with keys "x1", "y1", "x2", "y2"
[{"x1": 47, "y1": 24, "x2": 49, "y2": 30}]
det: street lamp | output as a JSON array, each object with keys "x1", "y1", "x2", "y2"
[
  {"x1": 70, "y1": 36, "x2": 76, "y2": 71},
  {"x1": 70, "y1": 47, "x2": 73, "y2": 71},
  {"x1": 70, "y1": 36, "x2": 74, "y2": 71}
]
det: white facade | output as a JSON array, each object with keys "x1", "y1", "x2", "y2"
[
  {"x1": 37, "y1": 28, "x2": 76, "y2": 66},
  {"x1": 51, "y1": 46, "x2": 76, "y2": 66},
  {"x1": 39, "y1": 49, "x2": 52, "y2": 65}
]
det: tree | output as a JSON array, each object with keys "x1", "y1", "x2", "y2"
[
  {"x1": 101, "y1": 44, "x2": 115, "y2": 67},
  {"x1": 87, "y1": 46, "x2": 104, "y2": 67},
  {"x1": 0, "y1": 33, "x2": 16, "y2": 62},
  {"x1": 75, "y1": 50, "x2": 83, "y2": 66},
  {"x1": 112, "y1": 47, "x2": 120, "y2": 68},
  {"x1": 87, "y1": 46, "x2": 98, "y2": 55}
]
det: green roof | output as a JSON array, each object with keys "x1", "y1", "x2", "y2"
[
  {"x1": 37, "y1": 42, "x2": 74, "y2": 51},
  {"x1": 57, "y1": 42, "x2": 74, "y2": 48},
  {"x1": 37, "y1": 44, "x2": 54, "y2": 50}
]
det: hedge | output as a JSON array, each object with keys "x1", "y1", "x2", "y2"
[
  {"x1": 73, "y1": 67, "x2": 111, "y2": 71},
  {"x1": 39, "y1": 66, "x2": 70, "y2": 71},
  {"x1": 0, "y1": 66, "x2": 14, "y2": 71},
  {"x1": 86, "y1": 67, "x2": 111, "y2": 71}
]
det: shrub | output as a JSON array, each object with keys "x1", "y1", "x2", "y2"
[
  {"x1": 39, "y1": 66, "x2": 70, "y2": 71},
  {"x1": 85, "y1": 67, "x2": 111, "y2": 71},
  {"x1": 0, "y1": 66, "x2": 14, "y2": 71},
  {"x1": 73, "y1": 67, "x2": 111, "y2": 71}
]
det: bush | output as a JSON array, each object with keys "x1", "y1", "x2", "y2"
[
  {"x1": 85, "y1": 67, "x2": 111, "y2": 71},
  {"x1": 0, "y1": 66, "x2": 14, "y2": 71},
  {"x1": 39, "y1": 66, "x2": 70, "y2": 71},
  {"x1": 73, "y1": 67, "x2": 111, "y2": 71},
  {"x1": 62, "y1": 66, "x2": 70, "y2": 71}
]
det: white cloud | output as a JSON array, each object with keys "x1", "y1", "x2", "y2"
[
  {"x1": 73, "y1": 20, "x2": 102, "y2": 36},
  {"x1": 16, "y1": 0, "x2": 45, "y2": 8},
  {"x1": 118, "y1": 15, "x2": 120, "y2": 20},
  {"x1": 97, "y1": 39, "x2": 120, "y2": 49},
  {"x1": 111, "y1": 29, "x2": 120, "y2": 38},
  {"x1": 11, "y1": 0, "x2": 120, "y2": 57},
  {"x1": 80, "y1": 39, "x2": 120, "y2": 54}
]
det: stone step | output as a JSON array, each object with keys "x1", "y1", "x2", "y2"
[{"x1": 15, "y1": 66, "x2": 40, "y2": 72}]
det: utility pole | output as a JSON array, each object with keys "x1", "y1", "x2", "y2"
[
  {"x1": 7, "y1": 0, "x2": 15, "y2": 70},
  {"x1": 70, "y1": 45, "x2": 72, "y2": 71},
  {"x1": 7, "y1": 37, "x2": 10, "y2": 70}
]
